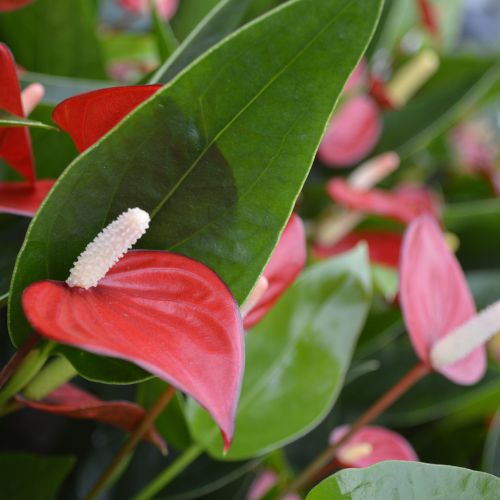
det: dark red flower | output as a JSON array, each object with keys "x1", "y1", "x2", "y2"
[{"x1": 0, "y1": 180, "x2": 54, "y2": 217}]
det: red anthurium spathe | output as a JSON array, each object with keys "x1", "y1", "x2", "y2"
[
  {"x1": 0, "y1": 43, "x2": 35, "y2": 183},
  {"x1": 52, "y1": 85, "x2": 161, "y2": 152},
  {"x1": 330, "y1": 425, "x2": 418, "y2": 468},
  {"x1": 0, "y1": 0, "x2": 34, "y2": 12},
  {"x1": 314, "y1": 230, "x2": 402, "y2": 269},
  {"x1": 399, "y1": 216, "x2": 486, "y2": 385},
  {"x1": 119, "y1": 0, "x2": 178, "y2": 20},
  {"x1": 416, "y1": 0, "x2": 439, "y2": 38},
  {"x1": 22, "y1": 208, "x2": 244, "y2": 449},
  {"x1": 243, "y1": 214, "x2": 306, "y2": 330},
  {"x1": 327, "y1": 179, "x2": 439, "y2": 225},
  {"x1": 0, "y1": 179, "x2": 54, "y2": 217},
  {"x1": 16, "y1": 383, "x2": 165, "y2": 452},
  {"x1": 317, "y1": 95, "x2": 381, "y2": 167}
]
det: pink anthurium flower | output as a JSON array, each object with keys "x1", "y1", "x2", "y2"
[
  {"x1": 16, "y1": 383, "x2": 166, "y2": 452},
  {"x1": 243, "y1": 214, "x2": 306, "y2": 330},
  {"x1": 52, "y1": 85, "x2": 161, "y2": 152},
  {"x1": 314, "y1": 230, "x2": 402, "y2": 269},
  {"x1": 0, "y1": 0, "x2": 34, "y2": 12},
  {"x1": 327, "y1": 179, "x2": 439, "y2": 225},
  {"x1": 22, "y1": 208, "x2": 244, "y2": 450},
  {"x1": 399, "y1": 215, "x2": 488, "y2": 385},
  {"x1": 330, "y1": 425, "x2": 418, "y2": 468},
  {"x1": 317, "y1": 95, "x2": 382, "y2": 167},
  {"x1": 118, "y1": 0, "x2": 178, "y2": 20}
]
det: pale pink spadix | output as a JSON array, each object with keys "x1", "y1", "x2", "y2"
[{"x1": 66, "y1": 208, "x2": 150, "y2": 289}]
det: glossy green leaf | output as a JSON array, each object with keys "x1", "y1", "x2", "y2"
[
  {"x1": 374, "y1": 57, "x2": 500, "y2": 157},
  {"x1": 9, "y1": 0, "x2": 383, "y2": 383},
  {"x1": 186, "y1": 246, "x2": 372, "y2": 460},
  {"x1": 0, "y1": 0, "x2": 106, "y2": 79},
  {"x1": 0, "y1": 110, "x2": 57, "y2": 131},
  {"x1": 307, "y1": 461, "x2": 500, "y2": 499},
  {"x1": 0, "y1": 452, "x2": 75, "y2": 500}
]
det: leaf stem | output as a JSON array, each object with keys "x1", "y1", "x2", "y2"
[
  {"x1": 134, "y1": 443, "x2": 203, "y2": 500},
  {"x1": 86, "y1": 385, "x2": 177, "y2": 500},
  {"x1": 284, "y1": 362, "x2": 429, "y2": 495},
  {"x1": 0, "y1": 333, "x2": 39, "y2": 390}
]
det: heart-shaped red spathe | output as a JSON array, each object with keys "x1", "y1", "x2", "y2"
[
  {"x1": 22, "y1": 251, "x2": 244, "y2": 448},
  {"x1": 52, "y1": 85, "x2": 161, "y2": 152},
  {"x1": 0, "y1": 0, "x2": 33, "y2": 12},
  {"x1": 0, "y1": 43, "x2": 35, "y2": 183},
  {"x1": 243, "y1": 214, "x2": 306, "y2": 330},
  {"x1": 16, "y1": 383, "x2": 165, "y2": 451},
  {"x1": 0, "y1": 179, "x2": 54, "y2": 217}
]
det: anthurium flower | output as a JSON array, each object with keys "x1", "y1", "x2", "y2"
[
  {"x1": 243, "y1": 214, "x2": 306, "y2": 330},
  {"x1": 416, "y1": 0, "x2": 439, "y2": 38},
  {"x1": 314, "y1": 230, "x2": 402, "y2": 269},
  {"x1": 246, "y1": 470, "x2": 300, "y2": 500},
  {"x1": 118, "y1": 0, "x2": 178, "y2": 20},
  {"x1": 16, "y1": 383, "x2": 166, "y2": 452},
  {"x1": 0, "y1": 0, "x2": 34, "y2": 12},
  {"x1": 399, "y1": 215, "x2": 487, "y2": 385},
  {"x1": 329, "y1": 425, "x2": 418, "y2": 468},
  {"x1": 52, "y1": 85, "x2": 161, "y2": 152},
  {"x1": 327, "y1": 179, "x2": 439, "y2": 225},
  {"x1": 317, "y1": 95, "x2": 381, "y2": 167},
  {"x1": 22, "y1": 208, "x2": 244, "y2": 449},
  {"x1": 0, "y1": 179, "x2": 54, "y2": 217}
]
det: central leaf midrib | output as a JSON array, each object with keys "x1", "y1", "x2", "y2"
[{"x1": 149, "y1": 0, "x2": 354, "y2": 220}]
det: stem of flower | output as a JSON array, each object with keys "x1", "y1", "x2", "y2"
[
  {"x1": 284, "y1": 362, "x2": 429, "y2": 495},
  {"x1": 134, "y1": 443, "x2": 203, "y2": 500},
  {"x1": 0, "y1": 333, "x2": 39, "y2": 390},
  {"x1": 86, "y1": 385, "x2": 177, "y2": 500}
]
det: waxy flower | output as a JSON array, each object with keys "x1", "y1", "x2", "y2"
[
  {"x1": 330, "y1": 425, "x2": 418, "y2": 468},
  {"x1": 0, "y1": 43, "x2": 54, "y2": 216},
  {"x1": 22, "y1": 208, "x2": 244, "y2": 449},
  {"x1": 400, "y1": 215, "x2": 492, "y2": 385},
  {"x1": 119, "y1": 0, "x2": 178, "y2": 20},
  {"x1": 16, "y1": 383, "x2": 165, "y2": 451}
]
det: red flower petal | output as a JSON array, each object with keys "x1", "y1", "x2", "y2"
[
  {"x1": 0, "y1": 0, "x2": 33, "y2": 12},
  {"x1": 317, "y1": 95, "x2": 381, "y2": 167},
  {"x1": 0, "y1": 179, "x2": 54, "y2": 217},
  {"x1": 416, "y1": 0, "x2": 439, "y2": 38},
  {"x1": 330, "y1": 425, "x2": 418, "y2": 468},
  {"x1": 22, "y1": 251, "x2": 244, "y2": 448},
  {"x1": 52, "y1": 85, "x2": 161, "y2": 152},
  {"x1": 327, "y1": 179, "x2": 439, "y2": 224},
  {"x1": 243, "y1": 214, "x2": 306, "y2": 330},
  {"x1": 0, "y1": 43, "x2": 35, "y2": 183},
  {"x1": 399, "y1": 216, "x2": 486, "y2": 384},
  {"x1": 369, "y1": 75, "x2": 395, "y2": 110},
  {"x1": 16, "y1": 383, "x2": 166, "y2": 452},
  {"x1": 314, "y1": 230, "x2": 402, "y2": 269}
]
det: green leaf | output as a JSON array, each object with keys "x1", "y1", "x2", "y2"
[
  {"x1": 307, "y1": 461, "x2": 500, "y2": 499},
  {"x1": 0, "y1": 110, "x2": 57, "y2": 131},
  {"x1": 0, "y1": 0, "x2": 106, "y2": 79},
  {"x1": 8, "y1": 0, "x2": 383, "y2": 383},
  {"x1": 151, "y1": 3, "x2": 179, "y2": 63},
  {"x1": 374, "y1": 57, "x2": 500, "y2": 157},
  {"x1": 0, "y1": 452, "x2": 75, "y2": 500},
  {"x1": 186, "y1": 246, "x2": 372, "y2": 460},
  {"x1": 483, "y1": 408, "x2": 500, "y2": 476}
]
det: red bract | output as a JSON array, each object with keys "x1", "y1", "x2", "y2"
[
  {"x1": 416, "y1": 0, "x2": 439, "y2": 38},
  {"x1": 22, "y1": 251, "x2": 244, "y2": 449},
  {"x1": 52, "y1": 85, "x2": 161, "y2": 152},
  {"x1": 317, "y1": 95, "x2": 381, "y2": 167},
  {"x1": 314, "y1": 230, "x2": 402, "y2": 269},
  {"x1": 0, "y1": 180, "x2": 54, "y2": 217},
  {"x1": 0, "y1": 0, "x2": 33, "y2": 12},
  {"x1": 243, "y1": 214, "x2": 306, "y2": 330},
  {"x1": 0, "y1": 43, "x2": 35, "y2": 183},
  {"x1": 16, "y1": 383, "x2": 165, "y2": 451},
  {"x1": 327, "y1": 179, "x2": 439, "y2": 224},
  {"x1": 399, "y1": 216, "x2": 486, "y2": 385},
  {"x1": 330, "y1": 425, "x2": 418, "y2": 468}
]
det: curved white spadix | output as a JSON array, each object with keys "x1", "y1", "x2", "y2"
[{"x1": 66, "y1": 208, "x2": 150, "y2": 289}]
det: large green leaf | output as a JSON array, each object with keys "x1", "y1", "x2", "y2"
[
  {"x1": 0, "y1": 0, "x2": 106, "y2": 79},
  {"x1": 307, "y1": 461, "x2": 500, "y2": 499},
  {"x1": 0, "y1": 452, "x2": 75, "y2": 500},
  {"x1": 374, "y1": 57, "x2": 500, "y2": 157},
  {"x1": 8, "y1": 0, "x2": 383, "y2": 383},
  {"x1": 186, "y1": 247, "x2": 372, "y2": 460}
]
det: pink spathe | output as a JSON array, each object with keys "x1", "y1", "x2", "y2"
[{"x1": 119, "y1": 0, "x2": 178, "y2": 20}]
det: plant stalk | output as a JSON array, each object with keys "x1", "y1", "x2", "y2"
[
  {"x1": 0, "y1": 334, "x2": 39, "y2": 390},
  {"x1": 86, "y1": 385, "x2": 177, "y2": 500}
]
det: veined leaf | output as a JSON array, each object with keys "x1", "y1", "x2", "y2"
[{"x1": 9, "y1": 0, "x2": 383, "y2": 383}]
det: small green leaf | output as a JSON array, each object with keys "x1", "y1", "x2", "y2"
[
  {"x1": 0, "y1": 110, "x2": 57, "y2": 131},
  {"x1": 0, "y1": 452, "x2": 75, "y2": 500},
  {"x1": 307, "y1": 461, "x2": 500, "y2": 499},
  {"x1": 187, "y1": 246, "x2": 372, "y2": 459}
]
